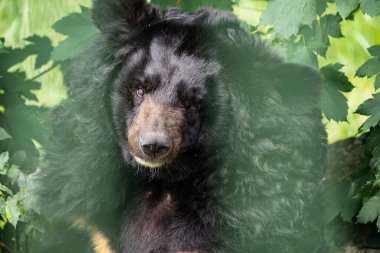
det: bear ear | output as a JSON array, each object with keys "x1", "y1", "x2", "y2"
[{"x1": 92, "y1": 0, "x2": 159, "y2": 32}]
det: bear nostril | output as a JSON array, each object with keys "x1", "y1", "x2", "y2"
[{"x1": 140, "y1": 133, "x2": 172, "y2": 157}]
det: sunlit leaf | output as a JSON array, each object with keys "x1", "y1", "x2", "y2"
[
  {"x1": 375, "y1": 75, "x2": 380, "y2": 90},
  {"x1": 0, "y1": 152, "x2": 9, "y2": 170},
  {"x1": 368, "y1": 45, "x2": 380, "y2": 58},
  {"x1": 24, "y1": 36, "x2": 53, "y2": 69},
  {"x1": 356, "y1": 58, "x2": 380, "y2": 78},
  {"x1": 360, "y1": 0, "x2": 380, "y2": 16},
  {"x1": 336, "y1": 0, "x2": 359, "y2": 18},
  {"x1": 321, "y1": 64, "x2": 352, "y2": 121},
  {"x1": 5, "y1": 195, "x2": 21, "y2": 228},
  {"x1": 261, "y1": 0, "x2": 317, "y2": 38},
  {"x1": 0, "y1": 183, "x2": 12, "y2": 195},
  {"x1": 356, "y1": 93, "x2": 380, "y2": 131},
  {"x1": 0, "y1": 128, "x2": 11, "y2": 141},
  {"x1": 323, "y1": 180, "x2": 351, "y2": 223},
  {"x1": 357, "y1": 191, "x2": 380, "y2": 223},
  {"x1": 51, "y1": 6, "x2": 99, "y2": 61},
  {"x1": 151, "y1": 0, "x2": 232, "y2": 11}
]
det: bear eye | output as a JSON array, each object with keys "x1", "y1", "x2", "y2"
[{"x1": 136, "y1": 86, "x2": 145, "y2": 97}]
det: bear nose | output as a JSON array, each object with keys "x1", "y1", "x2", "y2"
[{"x1": 140, "y1": 132, "x2": 172, "y2": 157}]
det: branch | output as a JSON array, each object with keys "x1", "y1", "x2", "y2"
[
  {"x1": 0, "y1": 241, "x2": 14, "y2": 253},
  {"x1": 30, "y1": 63, "x2": 59, "y2": 81}
]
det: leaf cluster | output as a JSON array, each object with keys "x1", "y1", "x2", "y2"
[
  {"x1": 0, "y1": 36, "x2": 52, "y2": 251},
  {"x1": 255, "y1": 0, "x2": 380, "y2": 248}
]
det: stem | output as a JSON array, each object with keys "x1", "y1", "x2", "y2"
[
  {"x1": 0, "y1": 241, "x2": 14, "y2": 253},
  {"x1": 30, "y1": 63, "x2": 59, "y2": 81}
]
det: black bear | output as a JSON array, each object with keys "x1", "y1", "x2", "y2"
[{"x1": 35, "y1": 0, "x2": 326, "y2": 252}]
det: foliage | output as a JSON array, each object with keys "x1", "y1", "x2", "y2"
[
  {"x1": 253, "y1": 0, "x2": 380, "y2": 249},
  {"x1": 0, "y1": 35, "x2": 51, "y2": 252},
  {"x1": 1, "y1": 0, "x2": 380, "y2": 252}
]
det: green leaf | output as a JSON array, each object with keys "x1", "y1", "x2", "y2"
[
  {"x1": 0, "y1": 198, "x2": 5, "y2": 216},
  {"x1": 11, "y1": 151, "x2": 27, "y2": 166},
  {"x1": 24, "y1": 36, "x2": 54, "y2": 69},
  {"x1": 357, "y1": 192, "x2": 380, "y2": 223},
  {"x1": 321, "y1": 64, "x2": 352, "y2": 121},
  {"x1": 356, "y1": 94, "x2": 380, "y2": 116},
  {"x1": 316, "y1": 0, "x2": 328, "y2": 15},
  {"x1": 302, "y1": 0, "x2": 317, "y2": 26},
  {"x1": 375, "y1": 75, "x2": 380, "y2": 90},
  {"x1": 0, "y1": 183, "x2": 12, "y2": 195},
  {"x1": 337, "y1": 181, "x2": 361, "y2": 222},
  {"x1": 360, "y1": 0, "x2": 380, "y2": 16},
  {"x1": 320, "y1": 14, "x2": 343, "y2": 38},
  {"x1": 368, "y1": 45, "x2": 380, "y2": 58},
  {"x1": 0, "y1": 40, "x2": 8, "y2": 54},
  {"x1": 51, "y1": 6, "x2": 99, "y2": 61},
  {"x1": 321, "y1": 63, "x2": 354, "y2": 92},
  {"x1": 303, "y1": 15, "x2": 343, "y2": 56},
  {"x1": 261, "y1": 0, "x2": 317, "y2": 39},
  {"x1": 356, "y1": 58, "x2": 380, "y2": 78},
  {"x1": 336, "y1": 0, "x2": 359, "y2": 18},
  {"x1": 8, "y1": 165, "x2": 23, "y2": 186},
  {"x1": 182, "y1": 0, "x2": 232, "y2": 11},
  {"x1": 0, "y1": 152, "x2": 9, "y2": 170},
  {"x1": 341, "y1": 197, "x2": 361, "y2": 222},
  {"x1": 0, "y1": 128, "x2": 11, "y2": 141},
  {"x1": 151, "y1": 0, "x2": 232, "y2": 11},
  {"x1": 356, "y1": 93, "x2": 380, "y2": 131},
  {"x1": 323, "y1": 180, "x2": 351, "y2": 223},
  {"x1": 5, "y1": 195, "x2": 21, "y2": 228},
  {"x1": 150, "y1": 0, "x2": 174, "y2": 9}
]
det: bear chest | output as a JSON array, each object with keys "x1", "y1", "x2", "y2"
[{"x1": 121, "y1": 188, "x2": 212, "y2": 253}]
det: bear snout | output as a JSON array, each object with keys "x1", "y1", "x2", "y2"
[{"x1": 139, "y1": 132, "x2": 172, "y2": 157}]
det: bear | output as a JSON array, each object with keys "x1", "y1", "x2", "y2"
[{"x1": 35, "y1": 0, "x2": 327, "y2": 252}]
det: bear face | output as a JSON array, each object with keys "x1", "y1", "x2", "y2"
[{"x1": 110, "y1": 14, "x2": 231, "y2": 181}]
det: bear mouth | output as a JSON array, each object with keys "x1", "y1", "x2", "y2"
[{"x1": 133, "y1": 155, "x2": 167, "y2": 169}]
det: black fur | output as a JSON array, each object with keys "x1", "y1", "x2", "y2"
[{"x1": 35, "y1": 1, "x2": 326, "y2": 252}]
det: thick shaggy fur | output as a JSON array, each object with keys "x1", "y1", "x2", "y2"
[{"x1": 36, "y1": 1, "x2": 326, "y2": 252}]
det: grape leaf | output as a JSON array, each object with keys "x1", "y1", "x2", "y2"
[
  {"x1": 375, "y1": 75, "x2": 380, "y2": 90},
  {"x1": 323, "y1": 180, "x2": 351, "y2": 223},
  {"x1": 336, "y1": 0, "x2": 359, "y2": 18},
  {"x1": 321, "y1": 63, "x2": 354, "y2": 92},
  {"x1": 368, "y1": 45, "x2": 380, "y2": 58},
  {"x1": 302, "y1": 0, "x2": 317, "y2": 26},
  {"x1": 0, "y1": 40, "x2": 8, "y2": 54},
  {"x1": 182, "y1": 0, "x2": 232, "y2": 11},
  {"x1": 0, "y1": 198, "x2": 5, "y2": 216},
  {"x1": 0, "y1": 128, "x2": 11, "y2": 141},
  {"x1": 357, "y1": 191, "x2": 380, "y2": 224},
  {"x1": 303, "y1": 15, "x2": 343, "y2": 56},
  {"x1": 151, "y1": 0, "x2": 174, "y2": 9},
  {"x1": 261, "y1": 0, "x2": 317, "y2": 39},
  {"x1": 321, "y1": 64, "x2": 352, "y2": 121},
  {"x1": 51, "y1": 6, "x2": 99, "y2": 62},
  {"x1": 5, "y1": 195, "x2": 21, "y2": 228},
  {"x1": 360, "y1": 0, "x2": 380, "y2": 16},
  {"x1": 356, "y1": 58, "x2": 380, "y2": 78},
  {"x1": 340, "y1": 183, "x2": 361, "y2": 222},
  {"x1": 356, "y1": 93, "x2": 380, "y2": 131},
  {"x1": 341, "y1": 197, "x2": 361, "y2": 222},
  {"x1": 0, "y1": 152, "x2": 9, "y2": 170},
  {"x1": 152, "y1": 0, "x2": 232, "y2": 11},
  {"x1": 0, "y1": 184, "x2": 12, "y2": 195},
  {"x1": 24, "y1": 36, "x2": 53, "y2": 69}
]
